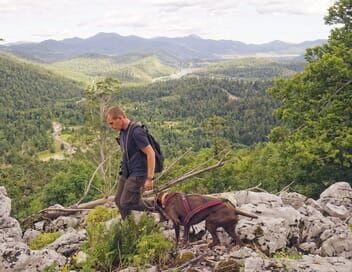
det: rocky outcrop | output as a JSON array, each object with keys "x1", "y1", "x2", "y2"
[
  {"x1": 0, "y1": 186, "x2": 66, "y2": 272},
  {"x1": 1, "y1": 182, "x2": 352, "y2": 271}
]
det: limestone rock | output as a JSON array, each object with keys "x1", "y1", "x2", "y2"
[
  {"x1": 23, "y1": 229, "x2": 41, "y2": 243},
  {"x1": 11, "y1": 249, "x2": 66, "y2": 272},
  {"x1": 0, "y1": 186, "x2": 11, "y2": 218},
  {"x1": 0, "y1": 216, "x2": 22, "y2": 243},
  {"x1": 319, "y1": 226, "x2": 352, "y2": 258},
  {"x1": 232, "y1": 191, "x2": 283, "y2": 207},
  {"x1": 280, "y1": 191, "x2": 307, "y2": 209},
  {"x1": 317, "y1": 182, "x2": 352, "y2": 219},
  {"x1": 49, "y1": 216, "x2": 80, "y2": 231},
  {"x1": 45, "y1": 229, "x2": 87, "y2": 256}
]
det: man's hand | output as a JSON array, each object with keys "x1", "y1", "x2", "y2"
[{"x1": 144, "y1": 179, "x2": 154, "y2": 191}]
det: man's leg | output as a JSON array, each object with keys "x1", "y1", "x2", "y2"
[
  {"x1": 120, "y1": 176, "x2": 168, "y2": 221},
  {"x1": 120, "y1": 176, "x2": 148, "y2": 217},
  {"x1": 115, "y1": 176, "x2": 129, "y2": 219}
]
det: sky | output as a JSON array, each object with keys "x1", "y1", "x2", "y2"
[{"x1": 1, "y1": 0, "x2": 335, "y2": 44}]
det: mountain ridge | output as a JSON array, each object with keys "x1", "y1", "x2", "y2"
[{"x1": 1, "y1": 32, "x2": 326, "y2": 63}]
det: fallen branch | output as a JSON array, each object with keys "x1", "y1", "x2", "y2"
[
  {"x1": 144, "y1": 156, "x2": 226, "y2": 196},
  {"x1": 155, "y1": 148, "x2": 192, "y2": 182},
  {"x1": 21, "y1": 154, "x2": 227, "y2": 224},
  {"x1": 277, "y1": 181, "x2": 295, "y2": 195}
]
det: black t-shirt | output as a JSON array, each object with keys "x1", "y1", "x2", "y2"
[{"x1": 120, "y1": 123, "x2": 150, "y2": 177}]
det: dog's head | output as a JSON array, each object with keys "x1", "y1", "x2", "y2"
[{"x1": 156, "y1": 191, "x2": 169, "y2": 208}]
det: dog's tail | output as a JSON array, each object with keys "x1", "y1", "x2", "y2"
[
  {"x1": 221, "y1": 198, "x2": 258, "y2": 219},
  {"x1": 236, "y1": 209, "x2": 258, "y2": 219}
]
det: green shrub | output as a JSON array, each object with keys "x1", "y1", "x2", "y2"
[
  {"x1": 215, "y1": 259, "x2": 242, "y2": 272},
  {"x1": 29, "y1": 231, "x2": 62, "y2": 250},
  {"x1": 81, "y1": 208, "x2": 169, "y2": 271},
  {"x1": 273, "y1": 249, "x2": 303, "y2": 260},
  {"x1": 134, "y1": 232, "x2": 173, "y2": 266}
]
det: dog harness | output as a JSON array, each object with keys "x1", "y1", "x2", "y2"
[{"x1": 163, "y1": 192, "x2": 223, "y2": 226}]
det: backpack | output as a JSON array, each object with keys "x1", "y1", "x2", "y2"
[{"x1": 125, "y1": 122, "x2": 164, "y2": 173}]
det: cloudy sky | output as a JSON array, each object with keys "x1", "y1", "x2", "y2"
[{"x1": 1, "y1": 0, "x2": 335, "y2": 44}]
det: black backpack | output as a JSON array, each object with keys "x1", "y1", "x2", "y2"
[{"x1": 125, "y1": 122, "x2": 164, "y2": 173}]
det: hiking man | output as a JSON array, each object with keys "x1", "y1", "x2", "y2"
[{"x1": 105, "y1": 106, "x2": 165, "y2": 220}]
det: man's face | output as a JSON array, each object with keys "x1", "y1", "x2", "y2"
[{"x1": 106, "y1": 115, "x2": 123, "y2": 131}]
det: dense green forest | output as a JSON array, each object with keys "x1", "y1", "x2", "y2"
[
  {"x1": 0, "y1": 0, "x2": 351, "y2": 220},
  {"x1": 117, "y1": 78, "x2": 279, "y2": 154},
  {"x1": 194, "y1": 57, "x2": 305, "y2": 80},
  {"x1": 0, "y1": 53, "x2": 85, "y2": 164}
]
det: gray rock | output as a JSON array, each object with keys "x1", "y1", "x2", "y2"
[
  {"x1": 244, "y1": 255, "x2": 352, "y2": 272},
  {"x1": 11, "y1": 248, "x2": 66, "y2": 272},
  {"x1": 280, "y1": 191, "x2": 307, "y2": 209},
  {"x1": 0, "y1": 216, "x2": 22, "y2": 243},
  {"x1": 0, "y1": 241, "x2": 30, "y2": 269},
  {"x1": 291, "y1": 255, "x2": 352, "y2": 272},
  {"x1": 298, "y1": 242, "x2": 318, "y2": 254},
  {"x1": 0, "y1": 186, "x2": 11, "y2": 218},
  {"x1": 319, "y1": 226, "x2": 352, "y2": 258},
  {"x1": 33, "y1": 221, "x2": 46, "y2": 232},
  {"x1": 49, "y1": 216, "x2": 80, "y2": 231},
  {"x1": 23, "y1": 229, "x2": 41, "y2": 243},
  {"x1": 244, "y1": 257, "x2": 287, "y2": 272},
  {"x1": 236, "y1": 203, "x2": 302, "y2": 254},
  {"x1": 317, "y1": 182, "x2": 352, "y2": 219},
  {"x1": 298, "y1": 209, "x2": 336, "y2": 243},
  {"x1": 45, "y1": 229, "x2": 87, "y2": 256},
  {"x1": 232, "y1": 191, "x2": 284, "y2": 207},
  {"x1": 237, "y1": 216, "x2": 288, "y2": 254},
  {"x1": 228, "y1": 246, "x2": 258, "y2": 263}
]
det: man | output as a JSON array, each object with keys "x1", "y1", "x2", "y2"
[{"x1": 105, "y1": 106, "x2": 164, "y2": 220}]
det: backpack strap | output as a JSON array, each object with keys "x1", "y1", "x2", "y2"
[{"x1": 125, "y1": 121, "x2": 142, "y2": 161}]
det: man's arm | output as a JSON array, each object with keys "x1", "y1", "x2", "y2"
[{"x1": 142, "y1": 144, "x2": 155, "y2": 190}]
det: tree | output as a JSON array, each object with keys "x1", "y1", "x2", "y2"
[
  {"x1": 267, "y1": 0, "x2": 352, "y2": 195},
  {"x1": 85, "y1": 77, "x2": 121, "y2": 196}
]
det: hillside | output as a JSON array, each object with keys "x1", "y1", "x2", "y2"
[
  {"x1": 2, "y1": 32, "x2": 326, "y2": 62},
  {"x1": 0, "y1": 53, "x2": 84, "y2": 163},
  {"x1": 51, "y1": 54, "x2": 176, "y2": 83},
  {"x1": 192, "y1": 57, "x2": 305, "y2": 80}
]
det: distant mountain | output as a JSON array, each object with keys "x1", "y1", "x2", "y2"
[{"x1": 1, "y1": 32, "x2": 326, "y2": 63}]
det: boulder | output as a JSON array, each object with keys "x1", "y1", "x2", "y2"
[
  {"x1": 45, "y1": 229, "x2": 87, "y2": 256},
  {"x1": 232, "y1": 191, "x2": 284, "y2": 207},
  {"x1": 0, "y1": 187, "x2": 11, "y2": 217},
  {"x1": 48, "y1": 216, "x2": 80, "y2": 231},
  {"x1": 280, "y1": 191, "x2": 307, "y2": 209},
  {"x1": 245, "y1": 255, "x2": 352, "y2": 272},
  {"x1": 317, "y1": 182, "x2": 352, "y2": 219},
  {"x1": 10, "y1": 249, "x2": 66, "y2": 272},
  {"x1": 23, "y1": 229, "x2": 41, "y2": 244},
  {"x1": 319, "y1": 226, "x2": 352, "y2": 258}
]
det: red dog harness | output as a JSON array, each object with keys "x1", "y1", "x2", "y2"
[{"x1": 163, "y1": 193, "x2": 223, "y2": 226}]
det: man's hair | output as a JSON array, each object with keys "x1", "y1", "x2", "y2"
[{"x1": 105, "y1": 106, "x2": 126, "y2": 121}]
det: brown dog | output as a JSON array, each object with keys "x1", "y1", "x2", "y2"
[{"x1": 157, "y1": 192, "x2": 258, "y2": 247}]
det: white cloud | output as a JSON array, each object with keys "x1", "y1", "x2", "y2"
[
  {"x1": 1, "y1": 0, "x2": 335, "y2": 43},
  {"x1": 248, "y1": 0, "x2": 335, "y2": 16}
]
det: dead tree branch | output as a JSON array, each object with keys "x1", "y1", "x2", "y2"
[
  {"x1": 144, "y1": 156, "x2": 226, "y2": 196},
  {"x1": 74, "y1": 157, "x2": 109, "y2": 207}
]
